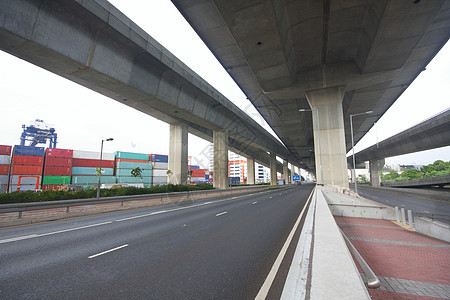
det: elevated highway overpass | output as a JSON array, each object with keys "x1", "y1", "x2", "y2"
[
  {"x1": 172, "y1": 0, "x2": 450, "y2": 187},
  {"x1": 0, "y1": 0, "x2": 304, "y2": 188},
  {"x1": 348, "y1": 108, "x2": 450, "y2": 186},
  {"x1": 0, "y1": 0, "x2": 449, "y2": 188}
]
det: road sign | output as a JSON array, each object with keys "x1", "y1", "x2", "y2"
[{"x1": 293, "y1": 175, "x2": 300, "y2": 181}]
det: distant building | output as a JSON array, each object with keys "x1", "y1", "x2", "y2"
[{"x1": 256, "y1": 163, "x2": 270, "y2": 183}]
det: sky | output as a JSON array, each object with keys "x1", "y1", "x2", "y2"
[{"x1": 0, "y1": 0, "x2": 449, "y2": 169}]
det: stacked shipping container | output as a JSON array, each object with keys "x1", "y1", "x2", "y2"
[
  {"x1": 0, "y1": 145, "x2": 12, "y2": 193},
  {"x1": 151, "y1": 154, "x2": 168, "y2": 185},
  {"x1": 115, "y1": 151, "x2": 152, "y2": 187},
  {"x1": 9, "y1": 146, "x2": 45, "y2": 192},
  {"x1": 42, "y1": 148, "x2": 73, "y2": 190},
  {"x1": 72, "y1": 150, "x2": 115, "y2": 189},
  {"x1": 190, "y1": 168, "x2": 208, "y2": 184}
]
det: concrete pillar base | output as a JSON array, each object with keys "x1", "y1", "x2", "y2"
[
  {"x1": 213, "y1": 130, "x2": 229, "y2": 189},
  {"x1": 270, "y1": 153, "x2": 278, "y2": 185},
  {"x1": 247, "y1": 157, "x2": 255, "y2": 185},
  {"x1": 306, "y1": 85, "x2": 349, "y2": 188},
  {"x1": 283, "y1": 160, "x2": 289, "y2": 184},
  {"x1": 168, "y1": 123, "x2": 188, "y2": 185},
  {"x1": 370, "y1": 158, "x2": 385, "y2": 187}
]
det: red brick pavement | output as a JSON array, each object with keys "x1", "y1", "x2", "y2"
[{"x1": 335, "y1": 216, "x2": 450, "y2": 299}]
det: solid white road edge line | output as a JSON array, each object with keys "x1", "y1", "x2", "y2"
[
  {"x1": 255, "y1": 187, "x2": 315, "y2": 300},
  {"x1": 88, "y1": 244, "x2": 129, "y2": 259}
]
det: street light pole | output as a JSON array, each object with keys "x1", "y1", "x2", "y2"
[
  {"x1": 350, "y1": 111, "x2": 372, "y2": 194},
  {"x1": 299, "y1": 108, "x2": 323, "y2": 184},
  {"x1": 97, "y1": 138, "x2": 113, "y2": 199}
]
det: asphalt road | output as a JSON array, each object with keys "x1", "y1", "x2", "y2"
[
  {"x1": 0, "y1": 184, "x2": 314, "y2": 299},
  {"x1": 356, "y1": 185, "x2": 450, "y2": 223}
]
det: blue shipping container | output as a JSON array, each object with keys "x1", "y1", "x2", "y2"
[
  {"x1": 115, "y1": 151, "x2": 149, "y2": 161},
  {"x1": 229, "y1": 177, "x2": 240, "y2": 185},
  {"x1": 13, "y1": 145, "x2": 45, "y2": 157},
  {"x1": 71, "y1": 167, "x2": 114, "y2": 176},
  {"x1": 151, "y1": 154, "x2": 168, "y2": 163}
]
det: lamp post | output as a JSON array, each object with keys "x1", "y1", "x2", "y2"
[
  {"x1": 299, "y1": 108, "x2": 323, "y2": 185},
  {"x1": 350, "y1": 111, "x2": 373, "y2": 194},
  {"x1": 97, "y1": 138, "x2": 113, "y2": 199}
]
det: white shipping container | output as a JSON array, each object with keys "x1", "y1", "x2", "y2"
[
  {"x1": 153, "y1": 169, "x2": 169, "y2": 177},
  {"x1": 190, "y1": 177, "x2": 206, "y2": 183},
  {"x1": 153, "y1": 162, "x2": 168, "y2": 170},
  {"x1": 0, "y1": 155, "x2": 11, "y2": 165},
  {"x1": 0, "y1": 175, "x2": 8, "y2": 185},
  {"x1": 152, "y1": 176, "x2": 168, "y2": 185},
  {"x1": 10, "y1": 175, "x2": 42, "y2": 185},
  {"x1": 72, "y1": 150, "x2": 114, "y2": 160},
  {"x1": 9, "y1": 184, "x2": 39, "y2": 192}
]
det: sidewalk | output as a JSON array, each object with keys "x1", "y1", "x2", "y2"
[{"x1": 336, "y1": 216, "x2": 450, "y2": 299}]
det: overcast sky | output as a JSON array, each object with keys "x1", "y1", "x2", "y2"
[{"x1": 0, "y1": 0, "x2": 448, "y2": 168}]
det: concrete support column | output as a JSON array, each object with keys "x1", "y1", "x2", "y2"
[
  {"x1": 369, "y1": 158, "x2": 385, "y2": 187},
  {"x1": 270, "y1": 153, "x2": 278, "y2": 185},
  {"x1": 213, "y1": 130, "x2": 229, "y2": 189},
  {"x1": 306, "y1": 85, "x2": 349, "y2": 188},
  {"x1": 247, "y1": 157, "x2": 255, "y2": 185},
  {"x1": 348, "y1": 163, "x2": 356, "y2": 184},
  {"x1": 283, "y1": 160, "x2": 289, "y2": 184},
  {"x1": 168, "y1": 123, "x2": 188, "y2": 185}
]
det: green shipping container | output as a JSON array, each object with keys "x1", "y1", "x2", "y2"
[
  {"x1": 72, "y1": 176, "x2": 116, "y2": 185},
  {"x1": 42, "y1": 175, "x2": 71, "y2": 185},
  {"x1": 72, "y1": 167, "x2": 114, "y2": 176},
  {"x1": 117, "y1": 176, "x2": 151, "y2": 185},
  {"x1": 116, "y1": 168, "x2": 152, "y2": 177},
  {"x1": 115, "y1": 151, "x2": 149, "y2": 161},
  {"x1": 116, "y1": 161, "x2": 152, "y2": 170}
]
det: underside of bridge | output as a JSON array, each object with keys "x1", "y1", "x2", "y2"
[{"x1": 172, "y1": 0, "x2": 450, "y2": 185}]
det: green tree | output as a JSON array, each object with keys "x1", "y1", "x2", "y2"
[
  {"x1": 381, "y1": 170, "x2": 399, "y2": 181},
  {"x1": 399, "y1": 169, "x2": 422, "y2": 180},
  {"x1": 131, "y1": 167, "x2": 143, "y2": 179}
]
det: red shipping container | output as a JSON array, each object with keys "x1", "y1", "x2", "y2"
[
  {"x1": 12, "y1": 155, "x2": 44, "y2": 166},
  {"x1": 0, "y1": 145, "x2": 12, "y2": 156},
  {"x1": 45, "y1": 156, "x2": 73, "y2": 167},
  {"x1": 72, "y1": 158, "x2": 114, "y2": 168},
  {"x1": 12, "y1": 165, "x2": 43, "y2": 175},
  {"x1": 46, "y1": 148, "x2": 74, "y2": 158},
  {"x1": 115, "y1": 158, "x2": 149, "y2": 163},
  {"x1": 43, "y1": 166, "x2": 72, "y2": 176},
  {"x1": 191, "y1": 169, "x2": 207, "y2": 177},
  {"x1": 0, "y1": 164, "x2": 9, "y2": 175}
]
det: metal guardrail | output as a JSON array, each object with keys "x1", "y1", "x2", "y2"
[
  {"x1": 340, "y1": 228, "x2": 381, "y2": 289},
  {"x1": 0, "y1": 185, "x2": 271, "y2": 219}
]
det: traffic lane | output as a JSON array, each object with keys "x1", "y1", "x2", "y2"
[
  {"x1": 357, "y1": 186, "x2": 450, "y2": 216},
  {"x1": 0, "y1": 185, "x2": 292, "y2": 240},
  {"x1": 0, "y1": 187, "x2": 294, "y2": 274},
  {"x1": 0, "y1": 185, "x2": 314, "y2": 299},
  {"x1": 71, "y1": 185, "x2": 314, "y2": 299}
]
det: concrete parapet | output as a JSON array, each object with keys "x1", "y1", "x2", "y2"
[
  {"x1": 321, "y1": 185, "x2": 396, "y2": 220},
  {"x1": 310, "y1": 188, "x2": 370, "y2": 299},
  {"x1": 415, "y1": 217, "x2": 450, "y2": 242}
]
